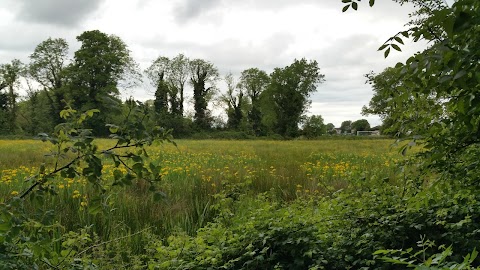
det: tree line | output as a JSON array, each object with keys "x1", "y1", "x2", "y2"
[{"x1": 0, "y1": 30, "x2": 377, "y2": 139}]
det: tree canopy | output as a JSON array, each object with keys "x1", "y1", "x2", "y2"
[
  {"x1": 238, "y1": 68, "x2": 270, "y2": 136},
  {"x1": 351, "y1": 119, "x2": 370, "y2": 132},
  {"x1": 189, "y1": 59, "x2": 220, "y2": 130},
  {"x1": 347, "y1": 0, "x2": 480, "y2": 183},
  {"x1": 28, "y1": 38, "x2": 70, "y2": 125},
  {"x1": 267, "y1": 58, "x2": 325, "y2": 137},
  {"x1": 67, "y1": 30, "x2": 139, "y2": 135},
  {"x1": 0, "y1": 59, "x2": 23, "y2": 134}
]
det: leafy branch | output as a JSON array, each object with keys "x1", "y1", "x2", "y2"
[{"x1": 341, "y1": 0, "x2": 375, "y2": 12}]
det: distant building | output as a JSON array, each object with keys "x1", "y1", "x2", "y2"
[{"x1": 356, "y1": 130, "x2": 381, "y2": 136}]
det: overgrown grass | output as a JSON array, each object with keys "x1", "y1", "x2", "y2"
[{"x1": 0, "y1": 139, "x2": 405, "y2": 254}]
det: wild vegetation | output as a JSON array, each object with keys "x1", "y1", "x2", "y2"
[{"x1": 1, "y1": 0, "x2": 479, "y2": 269}]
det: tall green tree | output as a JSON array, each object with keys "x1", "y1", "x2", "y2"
[
  {"x1": 267, "y1": 58, "x2": 325, "y2": 138},
  {"x1": 145, "y1": 56, "x2": 171, "y2": 117},
  {"x1": 302, "y1": 115, "x2": 327, "y2": 138},
  {"x1": 67, "y1": 30, "x2": 139, "y2": 135},
  {"x1": 362, "y1": 67, "x2": 444, "y2": 136},
  {"x1": 351, "y1": 119, "x2": 371, "y2": 132},
  {"x1": 238, "y1": 68, "x2": 270, "y2": 136},
  {"x1": 169, "y1": 54, "x2": 190, "y2": 116},
  {"x1": 0, "y1": 59, "x2": 23, "y2": 134},
  {"x1": 28, "y1": 37, "x2": 70, "y2": 126},
  {"x1": 146, "y1": 54, "x2": 190, "y2": 118},
  {"x1": 220, "y1": 73, "x2": 245, "y2": 130},
  {"x1": 326, "y1": 123, "x2": 335, "y2": 134},
  {"x1": 16, "y1": 89, "x2": 55, "y2": 135},
  {"x1": 189, "y1": 59, "x2": 219, "y2": 130},
  {"x1": 340, "y1": 120, "x2": 352, "y2": 134}
]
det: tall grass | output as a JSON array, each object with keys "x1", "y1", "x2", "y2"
[{"x1": 0, "y1": 139, "x2": 404, "y2": 253}]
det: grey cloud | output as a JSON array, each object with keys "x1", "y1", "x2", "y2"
[
  {"x1": 0, "y1": 22, "x2": 78, "y2": 63},
  {"x1": 174, "y1": 0, "x2": 222, "y2": 23},
  {"x1": 315, "y1": 35, "x2": 379, "y2": 68},
  {"x1": 0, "y1": 23, "x2": 62, "y2": 63},
  {"x1": 207, "y1": 33, "x2": 296, "y2": 74},
  {"x1": 140, "y1": 32, "x2": 295, "y2": 74},
  {"x1": 299, "y1": 34, "x2": 380, "y2": 105},
  {"x1": 15, "y1": 0, "x2": 105, "y2": 27}
]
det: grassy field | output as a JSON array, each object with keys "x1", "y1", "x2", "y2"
[{"x1": 0, "y1": 138, "x2": 404, "y2": 253}]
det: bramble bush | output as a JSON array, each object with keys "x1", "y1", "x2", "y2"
[{"x1": 147, "y1": 179, "x2": 480, "y2": 269}]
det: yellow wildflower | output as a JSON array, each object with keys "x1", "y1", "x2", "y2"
[{"x1": 72, "y1": 190, "x2": 81, "y2": 199}]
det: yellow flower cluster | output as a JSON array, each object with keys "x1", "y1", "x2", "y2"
[{"x1": 72, "y1": 190, "x2": 81, "y2": 199}]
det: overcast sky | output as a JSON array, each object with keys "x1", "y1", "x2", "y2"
[{"x1": 0, "y1": 0, "x2": 427, "y2": 127}]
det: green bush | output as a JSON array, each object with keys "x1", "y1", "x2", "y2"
[
  {"x1": 147, "y1": 196, "x2": 327, "y2": 269},
  {"x1": 146, "y1": 181, "x2": 480, "y2": 270}
]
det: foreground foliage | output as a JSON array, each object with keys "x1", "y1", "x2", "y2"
[
  {"x1": 345, "y1": 0, "x2": 480, "y2": 268},
  {"x1": 146, "y1": 180, "x2": 480, "y2": 269}
]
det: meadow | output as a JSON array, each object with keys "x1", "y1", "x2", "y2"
[
  {"x1": 0, "y1": 139, "x2": 401, "y2": 240},
  {"x1": 3, "y1": 138, "x2": 477, "y2": 270}
]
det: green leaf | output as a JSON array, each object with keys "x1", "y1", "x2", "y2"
[
  {"x1": 457, "y1": 99, "x2": 466, "y2": 114},
  {"x1": 149, "y1": 162, "x2": 159, "y2": 175},
  {"x1": 394, "y1": 36, "x2": 404, "y2": 45},
  {"x1": 378, "y1": 44, "x2": 388, "y2": 51},
  {"x1": 373, "y1": 250, "x2": 390, "y2": 255},
  {"x1": 122, "y1": 173, "x2": 135, "y2": 185},
  {"x1": 351, "y1": 2, "x2": 358, "y2": 10},
  {"x1": 0, "y1": 220, "x2": 11, "y2": 232},
  {"x1": 466, "y1": 248, "x2": 478, "y2": 263},
  {"x1": 391, "y1": 44, "x2": 402, "y2": 52},
  {"x1": 88, "y1": 197, "x2": 103, "y2": 215},
  {"x1": 132, "y1": 163, "x2": 144, "y2": 176},
  {"x1": 86, "y1": 109, "x2": 100, "y2": 117},
  {"x1": 342, "y1": 5, "x2": 349, "y2": 12},
  {"x1": 132, "y1": 155, "x2": 143, "y2": 163},
  {"x1": 107, "y1": 124, "x2": 119, "y2": 134},
  {"x1": 341, "y1": 0, "x2": 351, "y2": 3},
  {"x1": 439, "y1": 75, "x2": 452, "y2": 83},
  {"x1": 384, "y1": 47, "x2": 391, "y2": 58},
  {"x1": 369, "y1": 0, "x2": 375, "y2": 7},
  {"x1": 443, "y1": 16, "x2": 455, "y2": 38},
  {"x1": 453, "y1": 11, "x2": 471, "y2": 33},
  {"x1": 453, "y1": 70, "x2": 467, "y2": 80}
]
